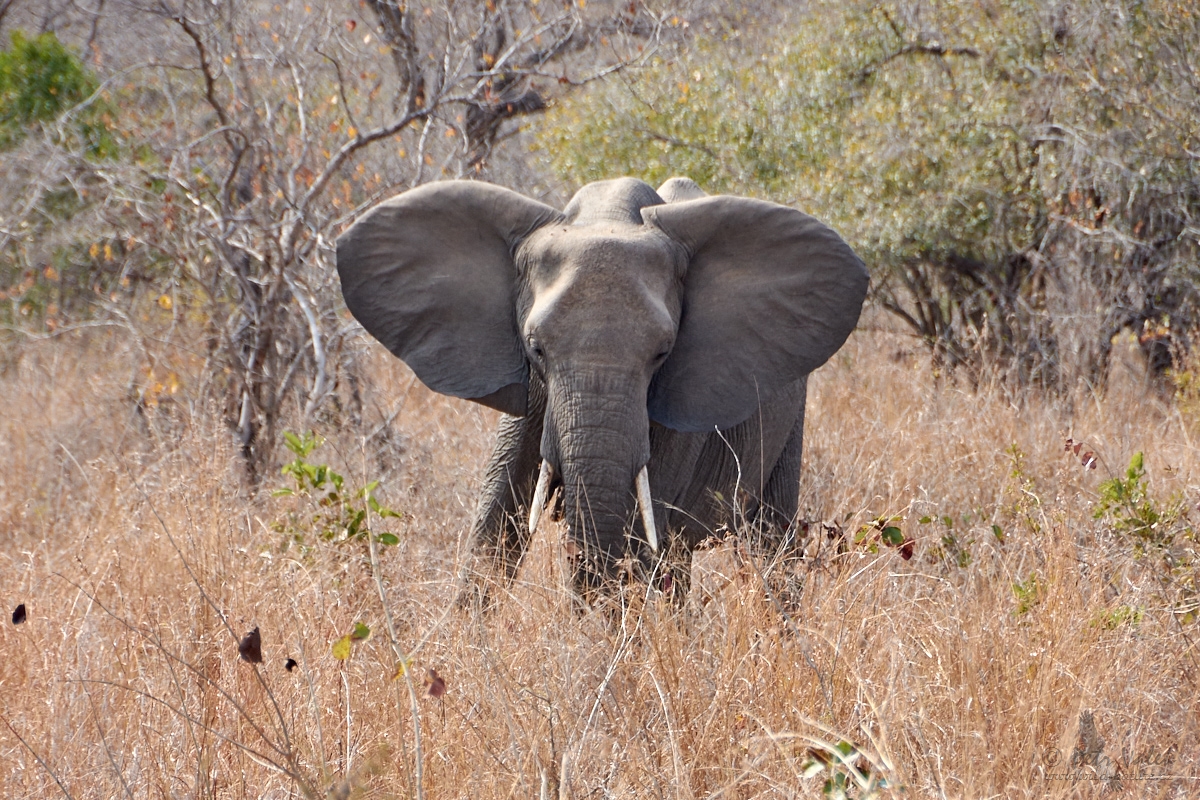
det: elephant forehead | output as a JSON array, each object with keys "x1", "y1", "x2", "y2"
[
  {"x1": 521, "y1": 225, "x2": 683, "y2": 283},
  {"x1": 520, "y1": 227, "x2": 682, "y2": 337}
]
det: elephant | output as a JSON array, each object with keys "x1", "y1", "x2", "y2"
[{"x1": 336, "y1": 176, "x2": 868, "y2": 606}]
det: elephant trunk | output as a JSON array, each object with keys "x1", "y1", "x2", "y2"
[
  {"x1": 529, "y1": 461, "x2": 657, "y2": 551},
  {"x1": 541, "y1": 373, "x2": 652, "y2": 593}
]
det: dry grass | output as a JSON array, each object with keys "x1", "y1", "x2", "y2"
[{"x1": 1, "y1": 321, "x2": 1198, "y2": 799}]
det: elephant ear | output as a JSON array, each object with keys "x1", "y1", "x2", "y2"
[
  {"x1": 642, "y1": 196, "x2": 868, "y2": 432},
  {"x1": 337, "y1": 181, "x2": 561, "y2": 415}
]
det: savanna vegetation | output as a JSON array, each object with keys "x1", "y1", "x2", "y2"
[
  {"x1": 1, "y1": 1, "x2": 1198, "y2": 798},
  {"x1": 541, "y1": 0, "x2": 1200, "y2": 389}
]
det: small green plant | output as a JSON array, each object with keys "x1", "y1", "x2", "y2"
[
  {"x1": 1012, "y1": 574, "x2": 1041, "y2": 616},
  {"x1": 1086, "y1": 450, "x2": 1196, "y2": 624},
  {"x1": 1005, "y1": 443, "x2": 1043, "y2": 535},
  {"x1": 274, "y1": 431, "x2": 400, "y2": 549},
  {"x1": 918, "y1": 514, "x2": 973, "y2": 568},
  {"x1": 801, "y1": 739, "x2": 889, "y2": 799},
  {"x1": 1092, "y1": 605, "x2": 1145, "y2": 630},
  {"x1": 854, "y1": 514, "x2": 913, "y2": 559},
  {"x1": 1094, "y1": 452, "x2": 1176, "y2": 554}
]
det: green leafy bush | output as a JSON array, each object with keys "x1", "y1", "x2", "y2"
[
  {"x1": 537, "y1": 0, "x2": 1200, "y2": 388},
  {"x1": 0, "y1": 30, "x2": 114, "y2": 155}
]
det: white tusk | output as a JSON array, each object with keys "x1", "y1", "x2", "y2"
[
  {"x1": 636, "y1": 465, "x2": 659, "y2": 553},
  {"x1": 529, "y1": 460, "x2": 553, "y2": 534}
]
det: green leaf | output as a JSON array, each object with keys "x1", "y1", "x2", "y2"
[
  {"x1": 272, "y1": 488, "x2": 294, "y2": 497},
  {"x1": 377, "y1": 532, "x2": 400, "y2": 546},
  {"x1": 881, "y1": 526, "x2": 904, "y2": 545},
  {"x1": 351, "y1": 621, "x2": 371, "y2": 641}
]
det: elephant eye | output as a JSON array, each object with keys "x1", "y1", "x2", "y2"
[{"x1": 527, "y1": 337, "x2": 545, "y2": 361}]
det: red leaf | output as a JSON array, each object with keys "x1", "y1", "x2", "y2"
[
  {"x1": 425, "y1": 668, "x2": 446, "y2": 699},
  {"x1": 238, "y1": 627, "x2": 263, "y2": 664}
]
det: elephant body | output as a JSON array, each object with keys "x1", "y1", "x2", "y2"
[
  {"x1": 471, "y1": 371, "x2": 807, "y2": 601},
  {"x1": 336, "y1": 176, "x2": 867, "y2": 604}
]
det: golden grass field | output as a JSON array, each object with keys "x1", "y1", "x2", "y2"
[{"x1": 1, "y1": 319, "x2": 1197, "y2": 799}]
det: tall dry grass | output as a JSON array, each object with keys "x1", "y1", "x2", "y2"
[{"x1": 1, "y1": 320, "x2": 1197, "y2": 798}]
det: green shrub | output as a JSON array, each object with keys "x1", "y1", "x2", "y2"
[
  {"x1": 1095, "y1": 452, "x2": 1180, "y2": 554},
  {"x1": 0, "y1": 30, "x2": 115, "y2": 155},
  {"x1": 537, "y1": 0, "x2": 1200, "y2": 388},
  {"x1": 1091, "y1": 451, "x2": 1196, "y2": 624}
]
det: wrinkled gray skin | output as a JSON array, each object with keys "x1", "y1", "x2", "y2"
[{"x1": 336, "y1": 177, "x2": 868, "y2": 605}]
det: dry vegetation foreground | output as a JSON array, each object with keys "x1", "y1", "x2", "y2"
[{"x1": 1, "y1": 323, "x2": 1198, "y2": 799}]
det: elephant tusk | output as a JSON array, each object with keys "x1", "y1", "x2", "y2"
[
  {"x1": 529, "y1": 460, "x2": 553, "y2": 534},
  {"x1": 636, "y1": 465, "x2": 659, "y2": 553}
]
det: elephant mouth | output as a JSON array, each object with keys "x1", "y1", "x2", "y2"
[{"x1": 528, "y1": 460, "x2": 659, "y2": 553}]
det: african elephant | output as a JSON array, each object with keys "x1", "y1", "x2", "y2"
[{"x1": 336, "y1": 176, "x2": 868, "y2": 605}]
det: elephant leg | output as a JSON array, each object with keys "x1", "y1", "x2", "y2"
[
  {"x1": 456, "y1": 380, "x2": 546, "y2": 610},
  {"x1": 738, "y1": 379, "x2": 808, "y2": 613},
  {"x1": 749, "y1": 376, "x2": 807, "y2": 560}
]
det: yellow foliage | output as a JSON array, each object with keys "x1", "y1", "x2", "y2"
[{"x1": 331, "y1": 634, "x2": 352, "y2": 661}]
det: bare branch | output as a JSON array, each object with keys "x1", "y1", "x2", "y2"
[{"x1": 857, "y1": 42, "x2": 980, "y2": 81}]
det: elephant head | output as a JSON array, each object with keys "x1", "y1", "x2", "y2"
[{"x1": 336, "y1": 177, "x2": 867, "y2": 593}]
